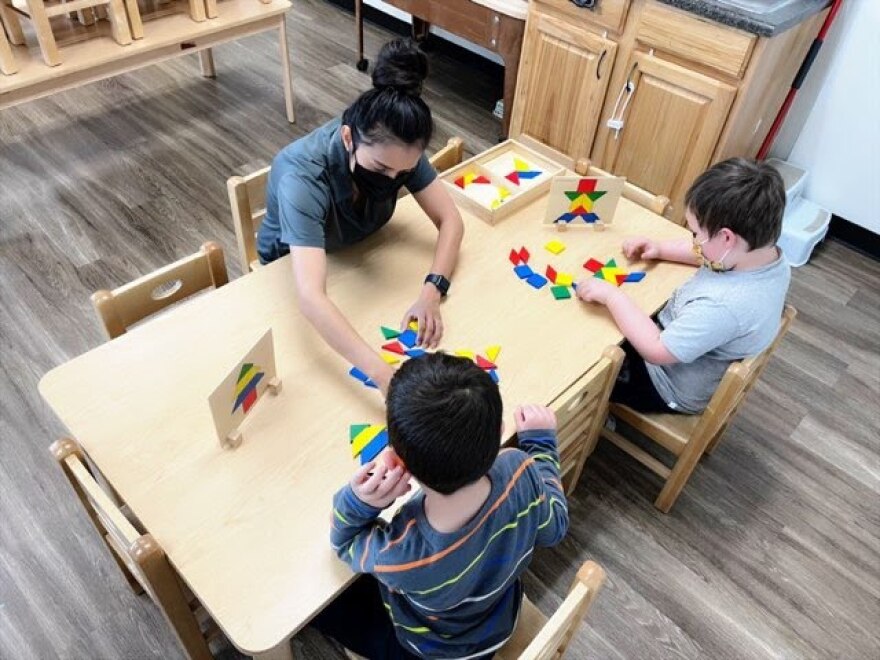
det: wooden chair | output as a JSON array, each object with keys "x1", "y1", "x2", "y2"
[
  {"x1": 429, "y1": 136, "x2": 464, "y2": 174},
  {"x1": 548, "y1": 345, "x2": 624, "y2": 495},
  {"x1": 91, "y1": 241, "x2": 228, "y2": 340},
  {"x1": 0, "y1": 0, "x2": 135, "y2": 66},
  {"x1": 226, "y1": 137, "x2": 466, "y2": 275},
  {"x1": 575, "y1": 159, "x2": 671, "y2": 217},
  {"x1": 50, "y1": 438, "x2": 216, "y2": 660},
  {"x1": 496, "y1": 561, "x2": 606, "y2": 659},
  {"x1": 343, "y1": 561, "x2": 605, "y2": 660},
  {"x1": 602, "y1": 304, "x2": 797, "y2": 512}
]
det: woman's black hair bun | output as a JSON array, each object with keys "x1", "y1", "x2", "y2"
[{"x1": 372, "y1": 39, "x2": 428, "y2": 97}]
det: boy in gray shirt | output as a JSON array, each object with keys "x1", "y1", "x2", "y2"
[{"x1": 575, "y1": 158, "x2": 790, "y2": 414}]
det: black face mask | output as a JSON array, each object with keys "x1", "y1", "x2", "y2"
[{"x1": 350, "y1": 148, "x2": 409, "y2": 200}]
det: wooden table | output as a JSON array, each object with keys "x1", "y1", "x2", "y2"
[
  {"x1": 0, "y1": 0, "x2": 295, "y2": 123},
  {"x1": 354, "y1": 0, "x2": 526, "y2": 136},
  {"x1": 39, "y1": 187, "x2": 691, "y2": 658}
]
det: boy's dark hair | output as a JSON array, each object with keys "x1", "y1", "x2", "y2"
[
  {"x1": 342, "y1": 39, "x2": 434, "y2": 150},
  {"x1": 386, "y1": 353, "x2": 502, "y2": 495},
  {"x1": 685, "y1": 157, "x2": 786, "y2": 250}
]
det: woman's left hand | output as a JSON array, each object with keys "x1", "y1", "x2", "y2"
[{"x1": 401, "y1": 286, "x2": 444, "y2": 348}]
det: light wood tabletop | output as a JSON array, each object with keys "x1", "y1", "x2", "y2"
[{"x1": 39, "y1": 187, "x2": 692, "y2": 658}]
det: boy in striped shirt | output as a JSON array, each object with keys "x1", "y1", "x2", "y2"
[{"x1": 314, "y1": 352, "x2": 569, "y2": 659}]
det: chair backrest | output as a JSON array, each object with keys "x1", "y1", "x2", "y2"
[
  {"x1": 91, "y1": 241, "x2": 228, "y2": 340},
  {"x1": 50, "y1": 438, "x2": 213, "y2": 660},
  {"x1": 691, "y1": 304, "x2": 797, "y2": 443},
  {"x1": 429, "y1": 136, "x2": 464, "y2": 174},
  {"x1": 549, "y1": 345, "x2": 624, "y2": 494},
  {"x1": 227, "y1": 167, "x2": 270, "y2": 274},
  {"x1": 498, "y1": 561, "x2": 606, "y2": 660},
  {"x1": 581, "y1": 163, "x2": 671, "y2": 217}
]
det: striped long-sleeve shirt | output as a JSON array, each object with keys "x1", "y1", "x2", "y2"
[{"x1": 330, "y1": 429, "x2": 568, "y2": 659}]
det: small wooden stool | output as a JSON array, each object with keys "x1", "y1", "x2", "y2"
[{"x1": 0, "y1": 0, "x2": 135, "y2": 66}]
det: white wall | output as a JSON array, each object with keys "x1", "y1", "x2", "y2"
[{"x1": 770, "y1": 0, "x2": 880, "y2": 234}]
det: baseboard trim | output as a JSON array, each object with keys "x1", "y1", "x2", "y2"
[{"x1": 828, "y1": 215, "x2": 880, "y2": 260}]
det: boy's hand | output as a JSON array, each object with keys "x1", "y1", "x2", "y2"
[
  {"x1": 350, "y1": 457, "x2": 412, "y2": 510},
  {"x1": 514, "y1": 405, "x2": 557, "y2": 433},
  {"x1": 623, "y1": 237, "x2": 661, "y2": 261},
  {"x1": 574, "y1": 278, "x2": 619, "y2": 305}
]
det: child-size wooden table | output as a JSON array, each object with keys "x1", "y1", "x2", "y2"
[
  {"x1": 0, "y1": 0, "x2": 295, "y2": 123},
  {"x1": 39, "y1": 183, "x2": 692, "y2": 659}
]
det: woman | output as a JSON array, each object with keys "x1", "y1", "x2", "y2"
[{"x1": 258, "y1": 39, "x2": 464, "y2": 394}]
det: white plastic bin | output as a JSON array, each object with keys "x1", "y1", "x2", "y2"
[{"x1": 766, "y1": 158, "x2": 831, "y2": 267}]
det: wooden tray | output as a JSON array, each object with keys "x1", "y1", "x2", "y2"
[{"x1": 441, "y1": 139, "x2": 565, "y2": 225}]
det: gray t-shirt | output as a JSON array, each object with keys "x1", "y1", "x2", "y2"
[
  {"x1": 647, "y1": 252, "x2": 791, "y2": 413},
  {"x1": 257, "y1": 118, "x2": 436, "y2": 261}
]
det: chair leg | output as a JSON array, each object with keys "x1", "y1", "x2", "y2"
[
  {"x1": 23, "y1": 0, "x2": 61, "y2": 66},
  {"x1": 0, "y1": 19, "x2": 17, "y2": 75},
  {"x1": 654, "y1": 431, "x2": 714, "y2": 513},
  {"x1": 186, "y1": 0, "x2": 206, "y2": 22},
  {"x1": 198, "y1": 48, "x2": 215, "y2": 77},
  {"x1": 278, "y1": 16, "x2": 294, "y2": 124},
  {"x1": 122, "y1": 0, "x2": 143, "y2": 39},
  {"x1": 1, "y1": 3, "x2": 26, "y2": 45},
  {"x1": 77, "y1": 7, "x2": 96, "y2": 25},
  {"x1": 105, "y1": 0, "x2": 133, "y2": 45},
  {"x1": 204, "y1": 0, "x2": 217, "y2": 18},
  {"x1": 704, "y1": 421, "x2": 730, "y2": 456}
]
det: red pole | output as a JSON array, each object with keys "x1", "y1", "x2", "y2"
[{"x1": 757, "y1": 0, "x2": 844, "y2": 160}]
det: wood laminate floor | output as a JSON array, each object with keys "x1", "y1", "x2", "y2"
[{"x1": 1, "y1": 1, "x2": 878, "y2": 658}]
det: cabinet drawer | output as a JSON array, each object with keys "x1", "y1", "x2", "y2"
[
  {"x1": 637, "y1": 2, "x2": 756, "y2": 78},
  {"x1": 534, "y1": 0, "x2": 631, "y2": 34}
]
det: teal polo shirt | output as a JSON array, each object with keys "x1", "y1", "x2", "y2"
[{"x1": 257, "y1": 119, "x2": 437, "y2": 262}]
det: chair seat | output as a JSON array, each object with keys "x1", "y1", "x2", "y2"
[
  {"x1": 609, "y1": 403, "x2": 696, "y2": 457},
  {"x1": 495, "y1": 596, "x2": 547, "y2": 659},
  {"x1": 344, "y1": 595, "x2": 545, "y2": 660}
]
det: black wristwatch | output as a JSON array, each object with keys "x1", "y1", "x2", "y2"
[{"x1": 424, "y1": 273, "x2": 450, "y2": 297}]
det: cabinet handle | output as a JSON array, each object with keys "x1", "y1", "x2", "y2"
[
  {"x1": 569, "y1": 0, "x2": 599, "y2": 9},
  {"x1": 596, "y1": 49, "x2": 607, "y2": 80}
]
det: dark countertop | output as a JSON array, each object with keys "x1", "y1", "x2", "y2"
[{"x1": 656, "y1": 0, "x2": 830, "y2": 36}]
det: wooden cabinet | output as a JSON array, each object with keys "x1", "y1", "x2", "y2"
[
  {"x1": 510, "y1": 11, "x2": 617, "y2": 161},
  {"x1": 510, "y1": 0, "x2": 828, "y2": 222},
  {"x1": 592, "y1": 52, "x2": 735, "y2": 217}
]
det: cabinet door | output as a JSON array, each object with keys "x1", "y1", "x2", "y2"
[
  {"x1": 510, "y1": 10, "x2": 617, "y2": 162},
  {"x1": 593, "y1": 52, "x2": 736, "y2": 219}
]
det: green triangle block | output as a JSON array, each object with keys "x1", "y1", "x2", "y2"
[
  {"x1": 606, "y1": 258, "x2": 617, "y2": 267},
  {"x1": 551, "y1": 285, "x2": 571, "y2": 300},
  {"x1": 587, "y1": 191, "x2": 607, "y2": 202},
  {"x1": 593, "y1": 270, "x2": 605, "y2": 279},
  {"x1": 350, "y1": 424, "x2": 371, "y2": 443},
  {"x1": 565, "y1": 191, "x2": 580, "y2": 201},
  {"x1": 381, "y1": 326, "x2": 400, "y2": 340},
  {"x1": 237, "y1": 363, "x2": 254, "y2": 381}
]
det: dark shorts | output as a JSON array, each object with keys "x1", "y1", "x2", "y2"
[
  {"x1": 611, "y1": 341, "x2": 681, "y2": 414},
  {"x1": 310, "y1": 575, "x2": 496, "y2": 660}
]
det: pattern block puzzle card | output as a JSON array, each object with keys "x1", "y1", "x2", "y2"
[{"x1": 544, "y1": 176, "x2": 625, "y2": 226}]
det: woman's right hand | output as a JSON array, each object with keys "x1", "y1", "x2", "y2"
[{"x1": 622, "y1": 236, "x2": 661, "y2": 261}]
